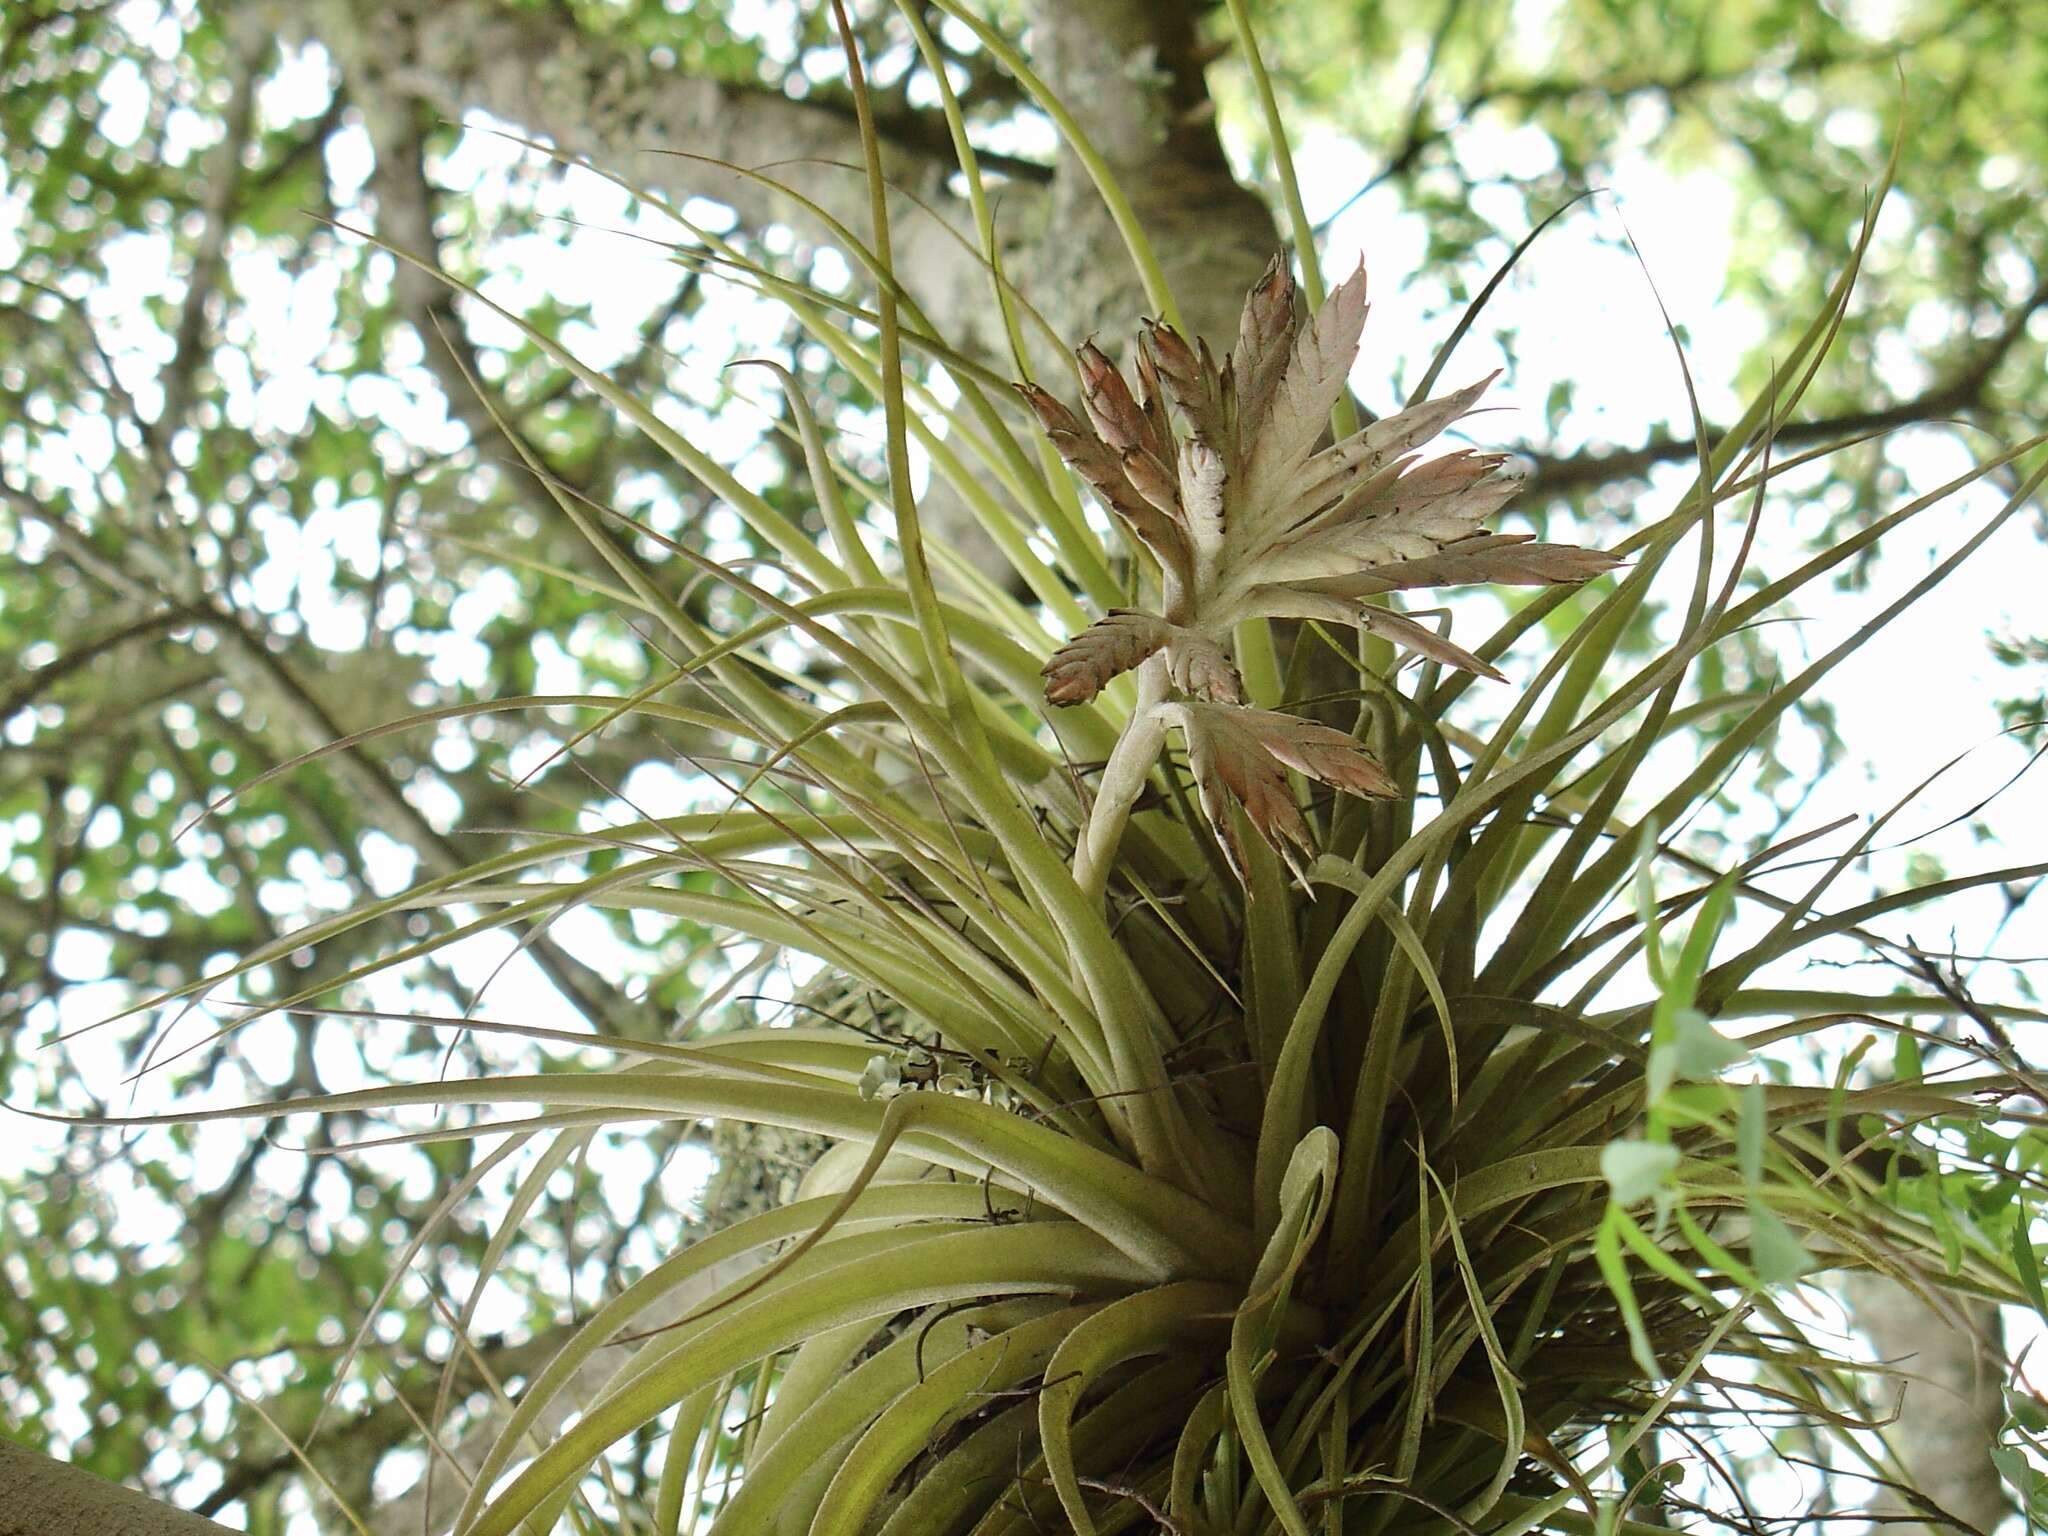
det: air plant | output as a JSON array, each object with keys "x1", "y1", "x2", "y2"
[
  {"x1": 1019, "y1": 255, "x2": 1620, "y2": 888},
  {"x1": 35, "y1": 5, "x2": 2048, "y2": 1536}
]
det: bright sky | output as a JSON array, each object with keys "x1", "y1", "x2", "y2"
[{"x1": 5, "y1": 1, "x2": 2045, "y2": 1527}]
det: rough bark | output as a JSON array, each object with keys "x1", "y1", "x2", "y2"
[
  {"x1": 0, "y1": 1436, "x2": 237, "y2": 1536},
  {"x1": 1012, "y1": 0, "x2": 1278, "y2": 352}
]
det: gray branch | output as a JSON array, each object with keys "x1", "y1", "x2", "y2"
[{"x1": 1521, "y1": 273, "x2": 2048, "y2": 501}]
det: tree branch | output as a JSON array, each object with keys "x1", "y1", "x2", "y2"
[
  {"x1": 10, "y1": 274, "x2": 666, "y2": 1043},
  {"x1": 205, "y1": 610, "x2": 660, "y2": 1040},
  {"x1": 0, "y1": 1436, "x2": 236, "y2": 1536},
  {"x1": 0, "y1": 605, "x2": 196, "y2": 722},
  {"x1": 1322, "y1": 21, "x2": 1952, "y2": 228},
  {"x1": 1520, "y1": 274, "x2": 2048, "y2": 500},
  {"x1": 1847, "y1": 1272, "x2": 2010, "y2": 1536},
  {"x1": 158, "y1": 32, "x2": 261, "y2": 438},
  {"x1": 299, "y1": 0, "x2": 1016, "y2": 355},
  {"x1": 189, "y1": 1324, "x2": 571, "y2": 1524}
]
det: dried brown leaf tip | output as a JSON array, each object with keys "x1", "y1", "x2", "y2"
[
  {"x1": 1043, "y1": 611, "x2": 1173, "y2": 706},
  {"x1": 1024, "y1": 253, "x2": 1622, "y2": 881},
  {"x1": 1042, "y1": 612, "x2": 1243, "y2": 707},
  {"x1": 1162, "y1": 703, "x2": 1397, "y2": 884}
]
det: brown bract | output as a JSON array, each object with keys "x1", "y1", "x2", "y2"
[
  {"x1": 1023, "y1": 253, "x2": 1623, "y2": 880},
  {"x1": 1164, "y1": 703, "x2": 1398, "y2": 883},
  {"x1": 1042, "y1": 611, "x2": 1173, "y2": 706}
]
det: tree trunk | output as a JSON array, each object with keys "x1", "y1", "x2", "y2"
[
  {"x1": 1847, "y1": 1273, "x2": 2009, "y2": 1535},
  {"x1": 1010, "y1": 0, "x2": 1279, "y2": 352}
]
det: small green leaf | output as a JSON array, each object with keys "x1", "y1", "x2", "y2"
[
  {"x1": 1595, "y1": 1205, "x2": 1661, "y2": 1378},
  {"x1": 1992, "y1": 1446, "x2": 2040, "y2": 1508},
  {"x1": 1739, "y1": 1081, "x2": 1766, "y2": 1190},
  {"x1": 1645, "y1": 1042, "x2": 1677, "y2": 1107},
  {"x1": 1924, "y1": 1174, "x2": 1964, "y2": 1276},
  {"x1": 2009, "y1": 1390, "x2": 2048, "y2": 1436},
  {"x1": 1676, "y1": 1205, "x2": 1763, "y2": 1292},
  {"x1": 1613, "y1": 1204, "x2": 1714, "y2": 1303},
  {"x1": 1672, "y1": 877, "x2": 1736, "y2": 997},
  {"x1": 1602, "y1": 1140, "x2": 1680, "y2": 1206},
  {"x1": 2013, "y1": 1205, "x2": 2047, "y2": 1318},
  {"x1": 1827, "y1": 1035, "x2": 1875, "y2": 1164},
  {"x1": 1634, "y1": 824, "x2": 1667, "y2": 988},
  {"x1": 1747, "y1": 1202, "x2": 1810, "y2": 1285},
  {"x1": 1672, "y1": 1010, "x2": 1747, "y2": 1080},
  {"x1": 1894, "y1": 1028, "x2": 1924, "y2": 1084}
]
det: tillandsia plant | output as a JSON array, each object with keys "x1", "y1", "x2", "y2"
[
  {"x1": 1017, "y1": 256, "x2": 1620, "y2": 891},
  {"x1": 27, "y1": 4, "x2": 2048, "y2": 1536}
]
